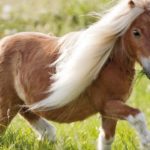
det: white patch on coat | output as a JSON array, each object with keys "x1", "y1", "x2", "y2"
[
  {"x1": 31, "y1": 118, "x2": 56, "y2": 142},
  {"x1": 14, "y1": 73, "x2": 26, "y2": 102},
  {"x1": 140, "y1": 56, "x2": 150, "y2": 71},
  {"x1": 97, "y1": 128, "x2": 114, "y2": 150}
]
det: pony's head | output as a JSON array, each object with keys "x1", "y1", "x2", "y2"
[{"x1": 123, "y1": 10, "x2": 150, "y2": 78}]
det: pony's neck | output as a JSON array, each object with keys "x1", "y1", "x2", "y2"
[{"x1": 110, "y1": 37, "x2": 135, "y2": 72}]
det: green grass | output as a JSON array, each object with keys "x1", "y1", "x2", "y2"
[
  {"x1": 0, "y1": 0, "x2": 109, "y2": 37},
  {"x1": 0, "y1": 0, "x2": 150, "y2": 150}
]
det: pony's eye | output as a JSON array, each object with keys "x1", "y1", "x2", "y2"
[{"x1": 133, "y1": 29, "x2": 141, "y2": 38}]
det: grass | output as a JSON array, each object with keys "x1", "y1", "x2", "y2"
[{"x1": 0, "y1": 0, "x2": 150, "y2": 150}]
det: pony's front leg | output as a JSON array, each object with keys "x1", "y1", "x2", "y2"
[
  {"x1": 102, "y1": 100, "x2": 150, "y2": 150},
  {"x1": 126, "y1": 112, "x2": 150, "y2": 149},
  {"x1": 98, "y1": 117, "x2": 117, "y2": 150}
]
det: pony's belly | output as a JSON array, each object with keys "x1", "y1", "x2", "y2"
[{"x1": 37, "y1": 95, "x2": 97, "y2": 123}]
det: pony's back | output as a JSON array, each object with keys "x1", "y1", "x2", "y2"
[{"x1": 0, "y1": 32, "x2": 59, "y2": 105}]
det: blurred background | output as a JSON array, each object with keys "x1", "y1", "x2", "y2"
[{"x1": 0, "y1": 0, "x2": 108, "y2": 37}]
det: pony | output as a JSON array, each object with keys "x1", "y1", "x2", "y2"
[{"x1": 0, "y1": 0, "x2": 150, "y2": 149}]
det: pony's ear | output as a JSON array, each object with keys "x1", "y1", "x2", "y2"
[{"x1": 128, "y1": 0, "x2": 135, "y2": 8}]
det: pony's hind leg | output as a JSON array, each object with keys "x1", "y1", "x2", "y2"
[
  {"x1": 98, "y1": 117, "x2": 117, "y2": 150},
  {"x1": 20, "y1": 109, "x2": 56, "y2": 142},
  {"x1": 0, "y1": 98, "x2": 20, "y2": 134},
  {"x1": 102, "y1": 100, "x2": 150, "y2": 149},
  {"x1": 0, "y1": 107, "x2": 17, "y2": 134}
]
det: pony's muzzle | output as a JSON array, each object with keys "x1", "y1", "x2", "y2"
[
  {"x1": 140, "y1": 57, "x2": 150, "y2": 79},
  {"x1": 143, "y1": 68, "x2": 150, "y2": 79}
]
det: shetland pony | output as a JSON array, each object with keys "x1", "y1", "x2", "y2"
[{"x1": 0, "y1": 0, "x2": 150, "y2": 149}]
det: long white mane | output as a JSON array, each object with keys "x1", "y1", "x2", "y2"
[{"x1": 31, "y1": 0, "x2": 149, "y2": 110}]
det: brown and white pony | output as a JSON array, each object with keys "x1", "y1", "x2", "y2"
[{"x1": 0, "y1": 0, "x2": 150, "y2": 149}]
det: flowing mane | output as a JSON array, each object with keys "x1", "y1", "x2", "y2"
[{"x1": 30, "y1": 0, "x2": 148, "y2": 110}]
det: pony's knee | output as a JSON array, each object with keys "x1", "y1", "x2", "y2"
[
  {"x1": 31, "y1": 118, "x2": 56, "y2": 142},
  {"x1": 97, "y1": 128, "x2": 114, "y2": 150}
]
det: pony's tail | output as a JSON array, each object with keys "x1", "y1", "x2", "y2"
[{"x1": 28, "y1": 47, "x2": 111, "y2": 111}]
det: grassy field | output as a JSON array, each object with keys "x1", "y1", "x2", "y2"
[{"x1": 0, "y1": 0, "x2": 150, "y2": 150}]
